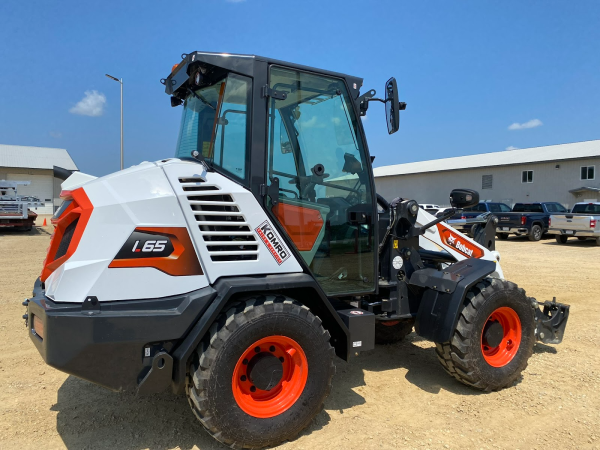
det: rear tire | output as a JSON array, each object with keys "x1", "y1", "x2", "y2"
[
  {"x1": 555, "y1": 235, "x2": 568, "y2": 244},
  {"x1": 186, "y1": 295, "x2": 335, "y2": 449},
  {"x1": 497, "y1": 233, "x2": 509, "y2": 240},
  {"x1": 577, "y1": 237, "x2": 587, "y2": 241},
  {"x1": 529, "y1": 224, "x2": 542, "y2": 241},
  {"x1": 596, "y1": 237, "x2": 600, "y2": 246},
  {"x1": 435, "y1": 278, "x2": 535, "y2": 391},
  {"x1": 375, "y1": 319, "x2": 414, "y2": 344}
]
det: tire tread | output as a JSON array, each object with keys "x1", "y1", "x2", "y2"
[
  {"x1": 187, "y1": 295, "x2": 335, "y2": 449},
  {"x1": 434, "y1": 278, "x2": 534, "y2": 392}
]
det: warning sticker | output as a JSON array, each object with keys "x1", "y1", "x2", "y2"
[{"x1": 255, "y1": 220, "x2": 291, "y2": 265}]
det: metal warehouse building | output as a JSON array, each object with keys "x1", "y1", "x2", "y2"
[
  {"x1": 374, "y1": 140, "x2": 600, "y2": 210},
  {"x1": 0, "y1": 144, "x2": 78, "y2": 215}
]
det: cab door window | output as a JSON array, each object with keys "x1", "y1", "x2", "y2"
[{"x1": 267, "y1": 66, "x2": 375, "y2": 296}]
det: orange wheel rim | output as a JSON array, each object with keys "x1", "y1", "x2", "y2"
[
  {"x1": 232, "y1": 335, "x2": 308, "y2": 418},
  {"x1": 481, "y1": 307, "x2": 522, "y2": 367}
]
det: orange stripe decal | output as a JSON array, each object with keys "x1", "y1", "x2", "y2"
[{"x1": 435, "y1": 223, "x2": 485, "y2": 259}]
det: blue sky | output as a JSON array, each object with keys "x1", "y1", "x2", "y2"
[{"x1": 0, "y1": 0, "x2": 598, "y2": 176}]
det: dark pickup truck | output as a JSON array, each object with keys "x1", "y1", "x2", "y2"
[
  {"x1": 444, "y1": 202, "x2": 511, "y2": 235},
  {"x1": 496, "y1": 202, "x2": 568, "y2": 241}
]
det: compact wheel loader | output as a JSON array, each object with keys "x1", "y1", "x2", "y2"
[{"x1": 24, "y1": 51, "x2": 570, "y2": 449}]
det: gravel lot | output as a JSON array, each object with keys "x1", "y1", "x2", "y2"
[{"x1": 1, "y1": 220, "x2": 599, "y2": 450}]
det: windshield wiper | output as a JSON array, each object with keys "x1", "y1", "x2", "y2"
[{"x1": 187, "y1": 88, "x2": 216, "y2": 110}]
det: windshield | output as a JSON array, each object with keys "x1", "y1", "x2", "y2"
[{"x1": 175, "y1": 73, "x2": 251, "y2": 182}]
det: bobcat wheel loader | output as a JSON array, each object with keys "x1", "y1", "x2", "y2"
[{"x1": 24, "y1": 51, "x2": 569, "y2": 449}]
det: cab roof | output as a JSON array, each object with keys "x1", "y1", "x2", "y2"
[{"x1": 163, "y1": 51, "x2": 364, "y2": 99}]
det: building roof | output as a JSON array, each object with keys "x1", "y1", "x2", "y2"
[
  {"x1": 373, "y1": 140, "x2": 600, "y2": 178},
  {"x1": 569, "y1": 186, "x2": 600, "y2": 194},
  {"x1": 0, "y1": 144, "x2": 78, "y2": 171}
]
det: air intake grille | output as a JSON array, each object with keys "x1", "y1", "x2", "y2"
[
  {"x1": 55, "y1": 219, "x2": 78, "y2": 260},
  {"x1": 179, "y1": 178, "x2": 258, "y2": 262}
]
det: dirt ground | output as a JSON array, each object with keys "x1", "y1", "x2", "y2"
[{"x1": 1, "y1": 219, "x2": 599, "y2": 450}]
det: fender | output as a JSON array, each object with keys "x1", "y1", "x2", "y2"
[
  {"x1": 168, "y1": 273, "x2": 350, "y2": 394},
  {"x1": 411, "y1": 258, "x2": 497, "y2": 343}
]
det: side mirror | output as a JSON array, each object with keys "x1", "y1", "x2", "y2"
[
  {"x1": 385, "y1": 77, "x2": 400, "y2": 134},
  {"x1": 450, "y1": 189, "x2": 479, "y2": 209}
]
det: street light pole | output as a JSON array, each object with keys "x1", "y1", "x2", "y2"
[{"x1": 105, "y1": 74, "x2": 123, "y2": 170}]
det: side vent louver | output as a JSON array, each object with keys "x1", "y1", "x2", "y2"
[{"x1": 179, "y1": 178, "x2": 258, "y2": 262}]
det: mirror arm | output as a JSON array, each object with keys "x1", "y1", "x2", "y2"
[
  {"x1": 411, "y1": 208, "x2": 458, "y2": 236},
  {"x1": 358, "y1": 89, "x2": 376, "y2": 116}
]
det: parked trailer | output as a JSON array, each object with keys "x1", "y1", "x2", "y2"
[{"x1": 0, "y1": 180, "x2": 43, "y2": 231}]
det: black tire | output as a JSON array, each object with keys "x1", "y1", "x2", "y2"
[
  {"x1": 187, "y1": 295, "x2": 335, "y2": 449},
  {"x1": 528, "y1": 224, "x2": 542, "y2": 241},
  {"x1": 555, "y1": 235, "x2": 568, "y2": 244},
  {"x1": 577, "y1": 237, "x2": 587, "y2": 241},
  {"x1": 596, "y1": 237, "x2": 600, "y2": 246},
  {"x1": 435, "y1": 278, "x2": 535, "y2": 391},
  {"x1": 496, "y1": 233, "x2": 509, "y2": 240},
  {"x1": 375, "y1": 319, "x2": 414, "y2": 344}
]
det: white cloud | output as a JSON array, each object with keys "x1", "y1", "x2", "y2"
[
  {"x1": 505, "y1": 146, "x2": 519, "y2": 151},
  {"x1": 49, "y1": 131, "x2": 62, "y2": 138},
  {"x1": 507, "y1": 119, "x2": 542, "y2": 130},
  {"x1": 70, "y1": 90, "x2": 106, "y2": 117}
]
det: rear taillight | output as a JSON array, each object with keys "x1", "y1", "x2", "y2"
[
  {"x1": 461, "y1": 215, "x2": 466, "y2": 220},
  {"x1": 521, "y1": 216, "x2": 527, "y2": 225},
  {"x1": 41, "y1": 188, "x2": 93, "y2": 282},
  {"x1": 32, "y1": 315, "x2": 44, "y2": 340},
  {"x1": 591, "y1": 219, "x2": 597, "y2": 229},
  {"x1": 548, "y1": 217, "x2": 551, "y2": 227}
]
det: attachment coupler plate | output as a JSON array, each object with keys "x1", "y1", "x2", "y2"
[{"x1": 532, "y1": 297, "x2": 570, "y2": 344}]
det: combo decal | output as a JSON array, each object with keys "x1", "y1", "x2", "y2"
[
  {"x1": 435, "y1": 224, "x2": 485, "y2": 259},
  {"x1": 109, "y1": 227, "x2": 203, "y2": 276},
  {"x1": 255, "y1": 220, "x2": 290, "y2": 265}
]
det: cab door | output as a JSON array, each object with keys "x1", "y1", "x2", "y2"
[{"x1": 266, "y1": 66, "x2": 376, "y2": 296}]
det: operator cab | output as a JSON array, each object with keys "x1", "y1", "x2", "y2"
[{"x1": 164, "y1": 51, "x2": 405, "y2": 297}]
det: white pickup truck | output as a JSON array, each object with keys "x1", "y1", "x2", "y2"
[{"x1": 548, "y1": 202, "x2": 600, "y2": 245}]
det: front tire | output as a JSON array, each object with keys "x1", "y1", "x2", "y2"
[
  {"x1": 375, "y1": 319, "x2": 414, "y2": 344},
  {"x1": 529, "y1": 224, "x2": 542, "y2": 241},
  {"x1": 435, "y1": 279, "x2": 535, "y2": 391},
  {"x1": 187, "y1": 295, "x2": 335, "y2": 449}
]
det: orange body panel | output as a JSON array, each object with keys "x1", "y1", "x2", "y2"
[
  {"x1": 41, "y1": 188, "x2": 94, "y2": 282},
  {"x1": 272, "y1": 203, "x2": 324, "y2": 251}
]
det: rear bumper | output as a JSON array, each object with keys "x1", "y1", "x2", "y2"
[
  {"x1": 547, "y1": 229, "x2": 599, "y2": 237},
  {"x1": 25, "y1": 278, "x2": 216, "y2": 393},
  {"x1": 0, "y1": 217, "x2": 35, "y2": 227},
  {"x1": 496, "y1": 227, "x2": 528, "y2": 234}
]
